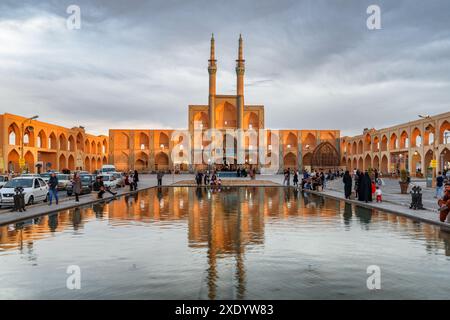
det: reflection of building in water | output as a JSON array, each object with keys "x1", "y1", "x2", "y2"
[
  {"x1": 0, "y1": 209, "x2": 86, "y2": 252},
  {"x1": 188, "y1": 187, "x2": 265, "y2": 299}
]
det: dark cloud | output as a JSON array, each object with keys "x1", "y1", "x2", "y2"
[{"x1": 0, "y1": 0, "x2": 449, "y2": 136}]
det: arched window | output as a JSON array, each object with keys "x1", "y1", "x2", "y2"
[
  {"x1": 9, "y1": 131, "x2": 16, "y2": 145},
  {"x1": 444, "y1": 130, "x2": 450, "y2": 145}
]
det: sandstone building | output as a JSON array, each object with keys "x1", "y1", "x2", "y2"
[
  {"x1": 0, "y1": 113, "x2": 108, "y2": 173},
  {"x1": 341, "y1": 112, "x2": 450, "y2": 176},
  {"x1": 108, "y1": 35, "x2": 341, "y2": 173}
]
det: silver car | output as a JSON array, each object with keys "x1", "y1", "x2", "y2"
[{"x1": 56, "y1": 174, "x2": 71, "y2": 191}]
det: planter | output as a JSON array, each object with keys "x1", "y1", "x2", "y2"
[{"x1": 399, "y1": 181, "x2": 409, "y2": 194}]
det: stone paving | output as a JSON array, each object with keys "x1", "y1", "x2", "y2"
[
  {"x1": 314, "y1": 177, "x2": 450, "y2": 229},
  {"x1": 325, "y1": 177, "x2": 439, "y2": 210}
]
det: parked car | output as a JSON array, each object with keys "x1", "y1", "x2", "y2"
[
  {"x1": 98, "y1": 174, "x2": 118, "y2": 189},
  {"x1": 0, "y1": 177, "x2": 48, "y2": 207},
  {"x1": 101, "y1": 165, "x2": 116, "y2": 174},
  {"x1": 20, "y1": 174, "x2": 41, "y2": 178},
  {"x1": 0, "y1": 175, "x2": 9, "y2": 189},
  {"x1": 39, "y1": 172, "x2": 52, "y2": 183},
  {"x1": 67, "y1": 174, "x2": 94, "y2": 196},
  {"x1": 56, "y1": 174, "x2": 71, "y2": 191},
  {"x1": 111, "y1": 172, "x2": 124, "y2": 188}
]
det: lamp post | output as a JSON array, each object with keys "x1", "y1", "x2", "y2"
[
  {"x1": 419, "y1": 115, "x2": 437, "y2": 187},
  {"x1": 20, "y1": 115, "x2": 39, "y2": 172}
]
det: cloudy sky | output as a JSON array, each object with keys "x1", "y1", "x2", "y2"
[{"x1": 1, "y1": 0, "x2": 449, "y2": 136}]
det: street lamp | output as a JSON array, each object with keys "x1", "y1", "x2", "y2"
[{"x1": 20, "y1": 115, "x2": 39, "y2": 172}]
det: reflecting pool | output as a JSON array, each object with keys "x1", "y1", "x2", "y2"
[{"x1": 1, "y1": 187, "x2": 449, "y2": 299}]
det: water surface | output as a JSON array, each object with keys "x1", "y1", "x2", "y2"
[{"x1": 1, "y1": 187, "x2": 449, "y2": 299}]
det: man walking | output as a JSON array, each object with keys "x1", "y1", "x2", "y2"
[
  {"x1": 72, "y1": 172, "x2": 81, "y2": 202},
  {"x1": 436, "y1": 171, "x2": 444, "y2": 199},
  {"x1": 283, "y1": 168, "x2": 291, "y2": 186},
  {"x1": 157, "y1": 171, "x2": 164, "y2": 186},
  {"x1": 48, "y1": 172, "x2": 59, "y2": 205}
]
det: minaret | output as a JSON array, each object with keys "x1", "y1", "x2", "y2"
[
  {"x1": 208, "y1": 33, "x2": 217, "y2": 129},
  {"x1": 236, "y1": 34, "x2": 245, "y2": 129}
]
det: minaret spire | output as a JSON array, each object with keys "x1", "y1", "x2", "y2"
[
  {"x1": 236, "y1": 34, "x2": 245, "y2": 130},
  {"x1": 208, "y1": 33, "x2": 217, "y2": 129},
  {"x1": 238, "y1": 33, "x2": 243, "y2": 61},
  {"x1": 209, "y1": 33, "x2": 216, "y2": 63}
]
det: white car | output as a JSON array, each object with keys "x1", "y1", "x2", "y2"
[
  {"x1": 99, "y1": 174, "x2": 118, "y2": 189},
  {"x1": 111, "y1": 172, "x2": 124, "y2": 187},
  {"x1": 20, "y1": 174, "x2": 41, "y2": 178},
  {"x1": 0, "y1": 177, "x2": 49, "y2": 207},
  {"x1": 56, "y1": 174, "x2": 71, "y2": 190},
  {"x1": 101, "y1": 165, "x2": 116, "y2": 174},
  {"x1": 0, "y1": 175, "x2": 9, "y2": 188}
]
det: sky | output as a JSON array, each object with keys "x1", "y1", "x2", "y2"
[{"x1": 0, "y1": 0, "x2": 449, "y2": 137}]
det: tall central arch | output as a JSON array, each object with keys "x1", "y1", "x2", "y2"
[{"x1": 311, "y1": 142, "x2": 340, "y2": 168}]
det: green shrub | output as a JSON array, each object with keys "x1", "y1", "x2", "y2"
[{"x1": 400, "y1": 169, "x2": 409, "y2": 183}]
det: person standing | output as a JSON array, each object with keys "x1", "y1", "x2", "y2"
[
  {"x1": 128, "y1": 171, "x2": 135, "y2": 191},
  {"x1": 355, "y1": 170, "x2": 361, "y2": 199},
  {"x1": 358, "y1": 171, "x2": 367, "y2": 202},
  {"x1": 157, "y1": 171, "x2": 164, "y2": 186},
  {"x1": 438, "y1": 183, "x2": 450, "y2": 222},
  {"x1": 436, "y1": 172, "x2": 444, "y2": 199},
  {"x1": 48, "y1": 172, "x2": 59, "y2": 205},
  {"x1": 133, "y1": 170, "x2": 139, "y2": 189},
  {"x1": 284, "y1": 168, "x2": 291, "y2": 186},
  {"x1": 375, "y1": 186, "x2": 383, "y2": 203},
  {"x1": 320, "y1": 171, "x2": 326, "y2": 189},
  {"x1": 359, "y1": 171, "x2": 373, "y2": 203},
  {"x1": 204, "y1": 172, "x2": 209, "y2": 185},
  {"x1": 343, "y1": 170, "x2": 353, "y2": 199},
  {"x1": 293, "y1": 171, "x2": 299, "y2": 187},
  {"x1": 72, "y1": 172, "x2": 82, "y2": 202}
]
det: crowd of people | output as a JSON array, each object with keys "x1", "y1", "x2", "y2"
[
  {"x1": 124, "y1": 170, "x2": 139, "y2": 191},
  {"x1": 341, "y1": 169, "x2": 383, "y2": 203},
  {"x1": 282, "y1": 168, "x2": 345, "y2": 191},
  {"x1": 195, "y1": 171, "x2": 222, "y2": 187}
]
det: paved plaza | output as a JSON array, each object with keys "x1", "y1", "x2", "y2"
[{"x1": 325, "y1": 177, "x2": 440, "y2": 210}]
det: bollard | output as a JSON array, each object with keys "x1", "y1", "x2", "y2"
[{"x1": 409, "y1": 185, "x2": 424, "y2": 210}]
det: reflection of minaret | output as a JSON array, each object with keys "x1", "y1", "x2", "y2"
[
  {"x1": 235, "y1": 187, "x2": 246, "y2": 299},
  {"x1": 208, "y1": 34, "x2": 217, "y2": 129},
  {"x1": 207, "y1": 190, "x2": 218, "y2": 299}
]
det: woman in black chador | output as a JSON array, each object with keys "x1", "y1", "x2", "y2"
[
  {"x1": 357, "y1": 171, "x2": 365, "y2": 201},
  {"x1": 343, "y1": 171, "x2": 353, "y2": 199},
  {"x1": 358, "y1": 171, "x2": 372, "y2": 203},
  {"x1": 364, "y1": 171, "x2": 373, "y2": 202}
]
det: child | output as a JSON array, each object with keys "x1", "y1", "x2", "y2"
[{"x1": 375, "y1": 186, "x2": 382, "y2": 203}]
